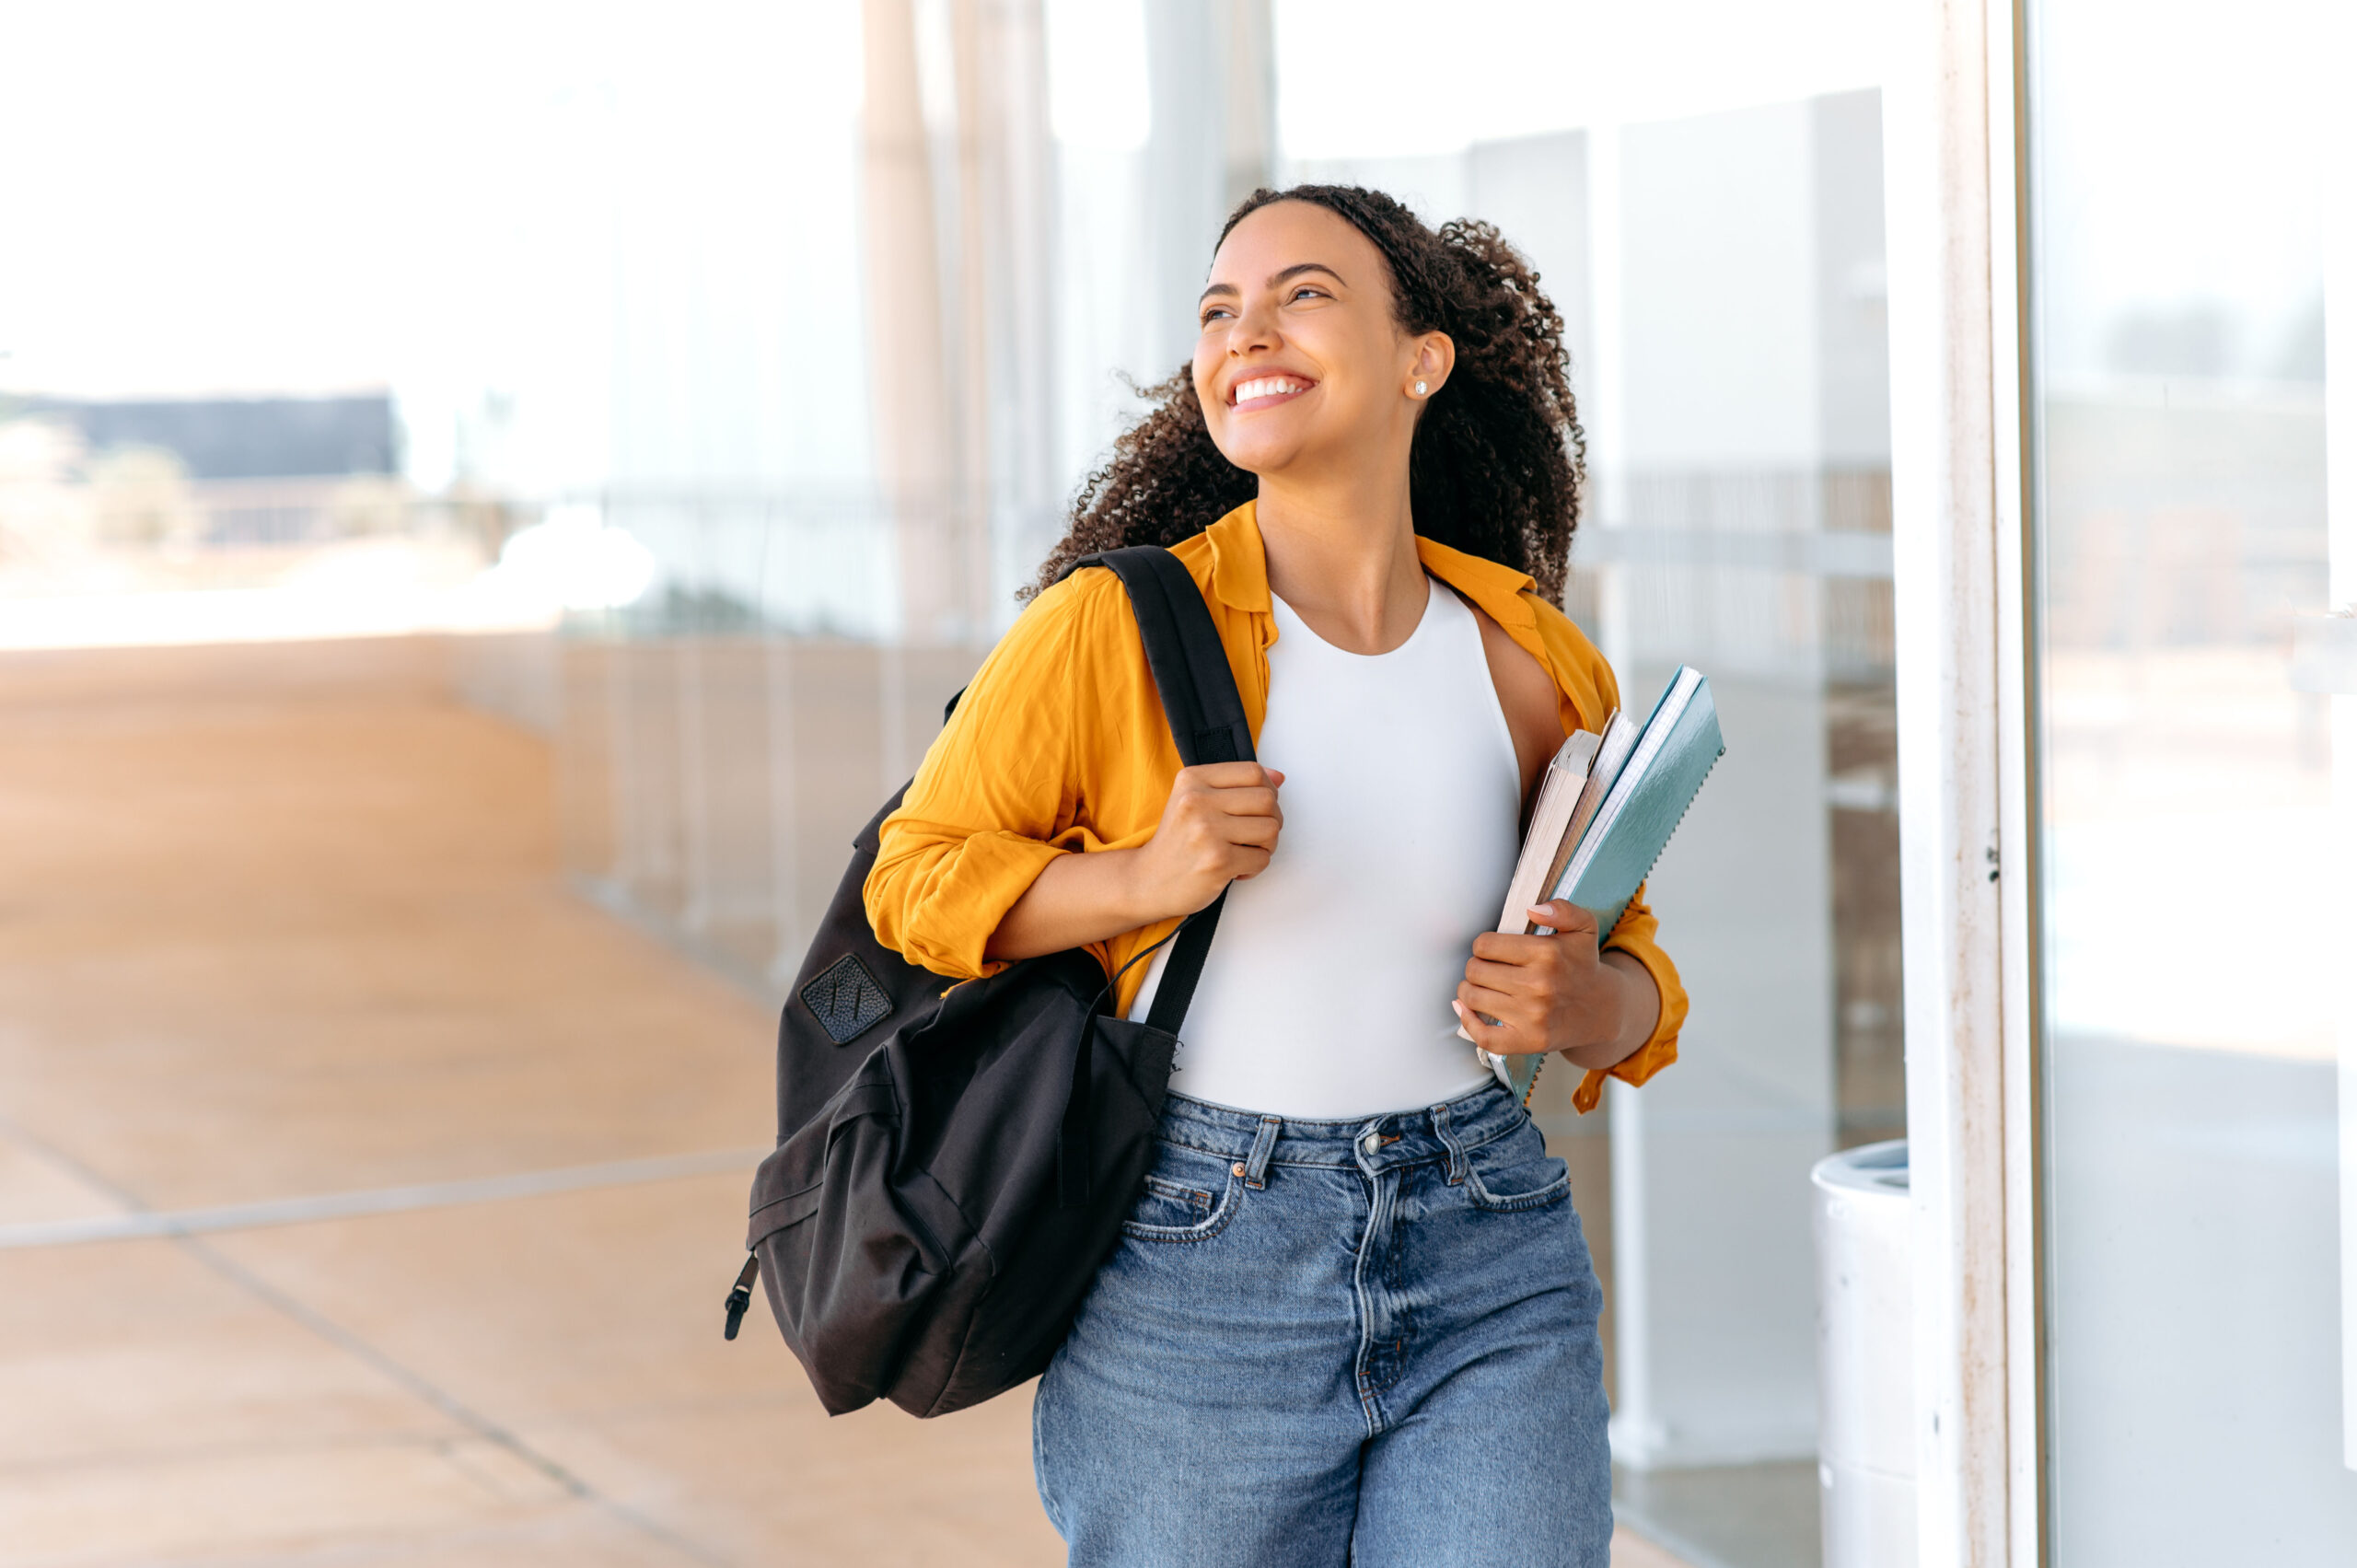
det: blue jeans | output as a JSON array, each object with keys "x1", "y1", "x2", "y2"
[{"x1": 1033, "y1": 1079, "x2": 1612, "y2": 1567}]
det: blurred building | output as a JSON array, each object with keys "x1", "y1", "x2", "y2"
[{"x1": 21, "y1": 393, "x2": 397, "y2": 482}]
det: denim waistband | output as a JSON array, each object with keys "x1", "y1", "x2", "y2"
[{"x1": 1155, "y1": 1077, "x2": 1529, "y2": 1174}]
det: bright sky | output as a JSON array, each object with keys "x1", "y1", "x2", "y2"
[
  {"x1": 4, "y1": 0, "x2": 2321, "y2": 428},
  {"x1": 5, "y1": 0, "x2": 1887, "y2": 404},
  {"x1": 0, "y1": 1, "x2": 859, "y2": 405}
]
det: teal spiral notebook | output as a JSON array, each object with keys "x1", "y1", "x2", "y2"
[{"x1": 1482, "y1": 665, "x2": 1725, "y2": 1102}]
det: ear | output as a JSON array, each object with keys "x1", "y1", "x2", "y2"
[{"x1": 1407, "y1": 332, "x2": 1457, "y2": 398}]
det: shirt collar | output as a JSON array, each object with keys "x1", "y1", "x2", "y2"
[
  {"x1": 1202, "y1": 502, "x2": 1271, "y2": 613},
  {"x1": 1202, "y1": 497, "x2": 1541, "y2": 635}
]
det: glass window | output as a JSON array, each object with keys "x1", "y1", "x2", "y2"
[
  {"x1": 2026, "y1": 0, "x2": 2355, "y2": 1559},
  {"x1": 1277, "y1": 9, "x2": 1900, "y2": 1561}
]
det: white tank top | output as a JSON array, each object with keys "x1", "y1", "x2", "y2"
[{"x1": 1127, "y1": 574, "x2": 1523, "y2": 1118}]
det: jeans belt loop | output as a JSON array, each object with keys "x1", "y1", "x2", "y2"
[
  {"x1": 1433, "y1": 1100, "x2": 1468, "y2": 1186},
  {"x1": 1243, "y1": 1114, "x2": 1283, "y2": 1191}
]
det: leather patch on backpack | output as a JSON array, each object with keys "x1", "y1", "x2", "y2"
[{"x1": 800, "y1": 953, "x2": 893, "y2": 1045}]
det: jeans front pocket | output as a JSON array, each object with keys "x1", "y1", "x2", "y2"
[
  {"x1": 1120, "y1": 1141, "x2": 1243, "y2": 1243},
  {"x1": 1461, "y1": 1120, "x2": 1572, "y2": 1214}
]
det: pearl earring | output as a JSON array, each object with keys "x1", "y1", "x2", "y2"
[{"x1": 1414, "y1": 380, "x2": 1427, "y2": 395}]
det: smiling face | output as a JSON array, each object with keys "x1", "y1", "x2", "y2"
[{"x1": 1192, "y1": 199, "x2": 1452, "y2": 481}]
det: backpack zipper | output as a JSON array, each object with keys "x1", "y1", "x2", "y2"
[{"x1": 722, "y1": 1253, "x2": 758, "y2": 1340}]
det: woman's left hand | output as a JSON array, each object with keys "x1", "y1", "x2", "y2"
[{"x1": 1453, "y1": 900, "x2": 1636, "y2": 1060}]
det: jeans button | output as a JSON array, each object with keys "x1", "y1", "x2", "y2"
[{"x1": 1361, "y1": 1131, "x2": 1380, "y2": 1156}]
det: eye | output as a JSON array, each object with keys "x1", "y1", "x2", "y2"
[
  {"x1": 1200, "y1": 304, "x2": 1235, "y2": 325},
  {"x1": 1288, "y1": 285, "x2": 1328, "y2": 303}
]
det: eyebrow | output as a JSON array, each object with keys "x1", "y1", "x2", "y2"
[{"x1": 1198, "y1": 261, "x2": 1348, "y2": 306}]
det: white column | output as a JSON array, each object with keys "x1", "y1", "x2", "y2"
[
  {"x1": 1143, "y1": 0, "x2": 1275, "y2": 376},
  {"x1": 1585, "y1": 121, "x2": 1631, "y2": 677},
  {"x1": 1144, "y1": 0, "x2": 1224, "y2": 377},
  {"x1": 2324, "y1": 0, "x2": 2357, "y2": 1476},
  {"x1": 763, "y1": 635, "x2": 802, "y2": 987},
  {"x1": 1882, "y1": 0, "x2": 2026, "y2": 1562},
  {"x1": 862, "y1": 0, "x2": 960, "y2": 644},
  {"x1": 965, "y1": 0, "x2": 1058, "y2": 620},
  {"x1": 1219, "y1": 0, "x2": 1277, "y2": 212}
]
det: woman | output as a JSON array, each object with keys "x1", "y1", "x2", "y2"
[{"x1": 866, "y1": 185, "x2": 1686, "y2": 1567}]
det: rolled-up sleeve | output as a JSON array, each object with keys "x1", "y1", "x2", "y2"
[
  {"x1": 1570, "y1": 883, "x2": 1687, "y2": 1113},
  {"x1": 864, "y1": 577, "x2": 1097, "y2": 981}
]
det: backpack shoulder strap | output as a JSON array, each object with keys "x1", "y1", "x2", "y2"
[{"x1": 1058, "y1": 546, "x2": 1254, "y2": 1037}]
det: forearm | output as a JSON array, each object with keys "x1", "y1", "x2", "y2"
[
  {"x1": 982, "y1": 761, "x2": 1283, "y2": 965},
  {"x1": 982, "y1": 847, "x2": 1157, "y2": 963},
  {"x1": 1557, "y1": 950, "x2": 1660, "y2": 1073}
]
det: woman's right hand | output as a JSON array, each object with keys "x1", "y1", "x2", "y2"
[
  {"x1": 1128, "y1": 761, "x2": 1285, "y2": 918},
  {"x1": 981, "y1": 761, "x2": 1285, "y2": 963}
]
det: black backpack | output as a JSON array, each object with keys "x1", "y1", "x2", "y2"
[{"x1": 725, "y1": 545, "x2": 1252, "y2": 1417}]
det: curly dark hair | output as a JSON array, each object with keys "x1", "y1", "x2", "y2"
[{"x1": 1025, "y1": 183, "x2": 1585, "y2": 605}]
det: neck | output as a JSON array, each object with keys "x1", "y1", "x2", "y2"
[{"x1": 1253, "y1": 463, "x2": 1426, "y2": 656}]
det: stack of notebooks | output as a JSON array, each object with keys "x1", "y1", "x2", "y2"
[{"x1": 1462, "y1": 665, "x2": 1726, "y2": 1100}]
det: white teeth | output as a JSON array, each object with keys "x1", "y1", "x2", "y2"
[{"x1": 1236, "y1": 377, "x2": 1306, "y2": 403}]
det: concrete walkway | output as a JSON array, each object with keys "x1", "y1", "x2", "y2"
[{"x1": 0, "y1": 636, "x2": 1689, "y2": 1567}]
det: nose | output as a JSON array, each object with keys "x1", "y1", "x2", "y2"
[{"x1": 1226, "y1": 294, "x2": 1281, "y2": 358}]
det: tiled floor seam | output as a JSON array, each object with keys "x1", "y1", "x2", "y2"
[
  {"x1": 0, "y1": 1110, "x2": 732, "y2": 1567},
  {"x1": 0, "y1": 1145, "x2": 768, "y2": 1249},
  {"x1": 180, "y1": 1234, "x2": 732, "y2": 1568}
]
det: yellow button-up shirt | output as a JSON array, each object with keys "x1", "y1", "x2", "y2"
[{"x1": 865, "y1": 501, "x2": 1685, "y2": 1113}]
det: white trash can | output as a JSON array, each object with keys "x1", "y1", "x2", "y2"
[{"x1": 1812, "y1": 1139, "x2": 1915, "y2": 1568}]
